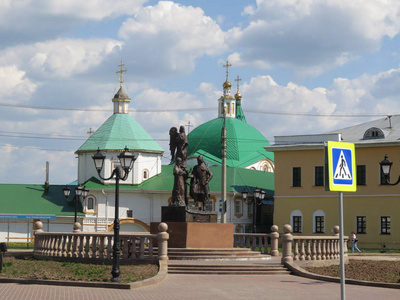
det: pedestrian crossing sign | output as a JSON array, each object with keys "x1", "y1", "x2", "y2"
[{"x1": 325, "y1": 141, "x2": 357, "y2": 192}]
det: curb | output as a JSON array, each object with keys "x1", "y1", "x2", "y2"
[
  {"x1": 0, "y1": 259, "x2": 168, "y2": 290},
  {"x1": 284, "y1": 261, "x2": 400, "y2": 290}
]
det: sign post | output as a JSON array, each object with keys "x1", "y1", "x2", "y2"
[{"x1": 325, "y1": 141, "x2": 357, "y2": 300}]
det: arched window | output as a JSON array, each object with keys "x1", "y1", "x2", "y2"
[
  {"x1": 85, "y1": 196, "x2": 96, "y2": 214},
  {"x1": 313, "y1": 210, "x2": 325, "y2": 233},
  {"x1": 290, "y1": 210, "x2": 303, "y2": 233},
  {"x1": 142, "y1": 169, "x2": 149, "y2": 181}
]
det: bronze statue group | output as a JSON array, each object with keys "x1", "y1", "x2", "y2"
[{"x1": 169, "y1": 126, "x2": 213, "y2": 210}]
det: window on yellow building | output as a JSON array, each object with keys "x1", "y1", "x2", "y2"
[
  {"x1": 357, "y1": 165, "x2": 366, "y2": 185},
  {"x1": 292, "y1": 167, "x2": 301, "y2": 187},
  {"x1": 314, "y1": 166, "x2": 324, "y2": 186},
  {"x1": 381, "y1": 216, "x2": 391, "y2": 234},
  {"x1": 293, "y1": 216, "x2": 302, "y2": 233},
  {"x1": 356, "y1": 216, "x2": 366, "y2": 234},
  {"x1": 315, "y1": 216, "x2": 324, "y2": 233}
]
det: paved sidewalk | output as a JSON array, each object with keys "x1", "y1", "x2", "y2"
[{"x1": 1, "y1": 272, "x2": 399, "y2": 300}]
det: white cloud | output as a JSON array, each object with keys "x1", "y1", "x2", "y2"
[
  {"x1": 230, "y1": 0, "x2": 400, "y2": 75},
  {"x1": 118, "y1": 1, "x2": 227, "y2": 77},
  {"x1": 0, "y1": 0, "x2": 146, "y2": 47},
  {"x1": 0, "y1": 66, "x2": 37, "y2": 102},
  {"x1": 0, "y1": 39, "x2": 123, "y2": 80}
]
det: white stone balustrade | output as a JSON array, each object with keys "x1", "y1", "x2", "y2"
[
  {"x1": 33, "y1": 222, "x2": 169, "y2": 263},
  {"x1": 281, "y1": 224, "x2": 348, "y2": 264},
  {"x1": 233, "y1": 225, "x2": 280, "y2": 255}
]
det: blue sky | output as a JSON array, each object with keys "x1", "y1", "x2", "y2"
[{"x1": 1, "y1": 0, "x2": 400, "y2": 184}]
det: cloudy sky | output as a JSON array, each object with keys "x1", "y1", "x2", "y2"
[{"x1": 1, "y1": 0, "x2": 400, "y2": 184}]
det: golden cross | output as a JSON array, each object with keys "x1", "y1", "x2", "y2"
[
  {"x1": 235, "y1": 75, "x2": 242, "y2": 93},
  {"x1": 223, "y1": 60, "x2": 232, "y2": 81},
  {"x1": 116, "y1": 59, "x2": 127, "y2": 87}
]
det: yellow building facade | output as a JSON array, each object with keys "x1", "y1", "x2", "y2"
[{"x1": 267, "y1": 117, "x2": 400, "y2": 250}]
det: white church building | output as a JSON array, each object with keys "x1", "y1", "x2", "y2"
[{"x1": 0, "y1": 62, "x2": 275, "y2": 243}]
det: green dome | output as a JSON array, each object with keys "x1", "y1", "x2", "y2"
[
  {"x1": 187, "y1": 117, "x2": 273, "y2": 167},
  {"x1": 76, "y1": 114, "x2": 164, "y2": 153}
]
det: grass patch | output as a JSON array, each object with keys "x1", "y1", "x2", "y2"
[{"x1": 0, "y1": 256, "x2": 158, "y2": 283}]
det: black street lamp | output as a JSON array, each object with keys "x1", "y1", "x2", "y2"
[
  {"x1": 242, "y1": 187, "x2": 266, "y2": 233},
  {"x1": 380, "y1": 154, "x2": 400, "y2": 185},
  {"x1": 63, "y1": 184, "x2": 89, "y2": 230},
  {"x1": 92, "y1": 147, "x2": 136, "y2": 282}
]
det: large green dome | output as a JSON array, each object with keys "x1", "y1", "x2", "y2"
[{"x1": 187, "y1": 117, "x2": 273, "y2": 168}]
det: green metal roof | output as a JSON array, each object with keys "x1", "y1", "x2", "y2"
[
  {"x1": 187, "y1": 117, "x2": 273, "y2": 167},
  {"x1": 0, "y1": 184, "x2": 83, "y2": 216},
  {"x1": 84, "y1": 164, "x2": 274, "y2": 195},
  {"x1": 76, "y1": 113, "x2": 164, "y2": 153}
]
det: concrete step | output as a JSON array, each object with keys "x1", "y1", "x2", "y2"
[
  {"x1": 168, "y1": 264, "x2": 290, "y2": 275},
  {"x1": 166, "y1": 248, "x2": 267, "y2": 260}
]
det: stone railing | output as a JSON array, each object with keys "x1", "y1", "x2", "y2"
[
  {"x1": 281, "y1": 224, "x2": 348, "y2": 265},
  {"x1": 33, "y1": 222, "x2": 169, "y2": 263},
  {"x1": 234, "y1": 225, "x2": 280, "y2": 256},
  {"x1": 234, "y1": 224, "x2": 348, "y2": 264}
]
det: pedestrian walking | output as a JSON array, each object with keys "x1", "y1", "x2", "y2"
[{"x1": 351, "y1": 231, "x2": 361, "y2": 253}]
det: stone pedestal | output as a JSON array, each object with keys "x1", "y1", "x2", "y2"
[{"x1": 150, "y1": 222, "x2": 234, "y2": 248}]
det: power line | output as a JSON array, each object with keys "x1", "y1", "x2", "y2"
[{"x1": 0, "y1": 102, "x2": 394, "y2": 117}]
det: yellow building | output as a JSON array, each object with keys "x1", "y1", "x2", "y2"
[{"x1": 266, "y1": 116, "x2": 400, "y2": 250}]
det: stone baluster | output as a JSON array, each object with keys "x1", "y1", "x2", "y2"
[
  {"x1": 148, "y1": 238, "x2": 154, "y2": 259},
  {"x1": 157, "y1": 222, "x2": 169, "y2": 261},
  {"x1": 311, "y1": 239, "x2": 316, "y2": 260},
  {"x1": 316, "y1": 240, "x2": 321, "y2": 260},
  {"x1": 281, "y1": 224, "x2": 293, "y2": 264},
  {"x1": 321, "y1": 239, "x2": 326, "y2": 260},
  {"x1": 299, "y1": 240, "x2": 305, "y2": 260},
  {"x1": 84, "y1": 235, "x2": 90, "y2": 258},
  {"x1": 78, "y1": 235, "x2": 84, "y2": 258},
  {"x1": 98, "y1": 236, "x2": 105, "y2": 259},
  {"x1": 122, "y1": 237, "x2": 129, "y2": 260},
  {"x1": 270, "y1": 225, "x2": 279, "y2": 256},
  {"x1": 306, "y1": 239, "x2": 312, "y2": 260},
  {"x1": 139, "y1": 237, "x2": 145, "y2": 259},
  {"x1": 293, "y1": 240, "x2": 299, "y2": 261},
  {"x1": 106, "y1": 236, "x2": 112, "y2": 259}
]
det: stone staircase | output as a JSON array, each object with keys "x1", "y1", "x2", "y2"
[
  {"x1": 166, "y1": 248, "x2": 290, "y2": 275},
  {"x1": 167, "y1": 247, "x2": 265, "y2": 260}
]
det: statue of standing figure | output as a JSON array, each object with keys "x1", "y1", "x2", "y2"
[
  {"x1": 170, "y1": 125, "x2": 190, "y2": 207},
  {"x1": 170, "y1": 157, "x2": 189, "y2": 207},
  {"x1": 169, "y1": 125, "x2": 213, "y2": 210},
  {"x1": 190, "y1": 155, "x2": 213, "y2": 211}
]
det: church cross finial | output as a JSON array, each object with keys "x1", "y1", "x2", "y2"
[
  {"x1": 185, "y1": 120, "x2": 193, "y2": 135},
  {"x1": 235, "y1": 75, "x2": 242, "y2": 93},
  {"x1": 223, "y1": 60, "x2": 232, "y2": 81},
  {"x1": 116, "y1": 59, "x2": 127, "y2": 87},
  {"x1": 87, "y1": 127, "x2": 94, "y2": 137}
]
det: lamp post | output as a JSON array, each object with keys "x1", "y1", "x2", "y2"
[
  {"x1": 63, "y1": 184, "x2": 89, "y2": 231},
  {"x1": 380, "y1": 154, "x2": 400, "y2": 185},
  {"x1": 92, "y1": 147, "x2": 136, "y2": 282},
  {"x1": 242, "y1": 187, "x2": 266, "y2": 233}
]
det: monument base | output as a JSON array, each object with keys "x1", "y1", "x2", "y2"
[
  {"x1": 161, "y1": 206, "x2": 218, "y2": 223},
  {"x1": 150, "y1": 222, "x2": 234, "y2": 248}
]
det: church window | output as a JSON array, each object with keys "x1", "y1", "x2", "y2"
[
  {"x1": 85, "y1": 196, "x2": 96, "y2": 213},
  {"x1": 143, "y1": 169, "x2": 149, "y2": 181},
  {"x1": 235, "y1": 199, "x2": 243, "y2": 216},
  {"x1": 127, "y1": 210, "x2": 133, "y2": 218}
]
